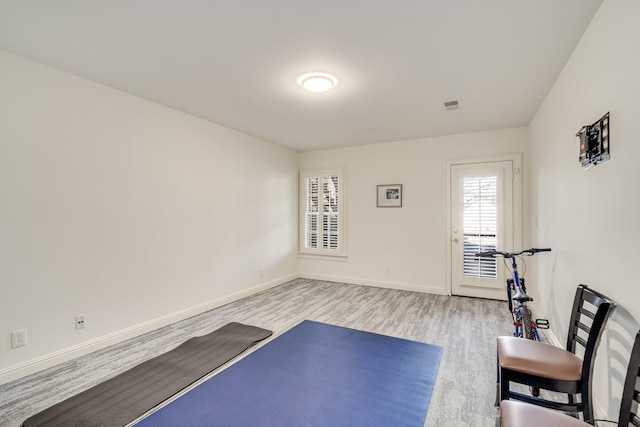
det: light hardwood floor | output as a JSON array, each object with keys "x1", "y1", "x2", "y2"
[{"x1": 0, "y1": 279, "x2": 513, "y2": 426}]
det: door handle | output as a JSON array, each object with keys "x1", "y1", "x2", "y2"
[{"x1": 453, "y1": 238, "x2": 459, "y2": 243}]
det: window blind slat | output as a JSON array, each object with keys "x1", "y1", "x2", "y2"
[{"x1": 462, "y1": 175, "x2": 498, "y2": 278}]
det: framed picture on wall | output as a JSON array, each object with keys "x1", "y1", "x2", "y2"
[{"x1": 377, "y1": 184, "x2": 402, "y2": 207}]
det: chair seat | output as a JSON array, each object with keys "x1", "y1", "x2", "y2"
[
  {"x1": 497, "y1": 336, "x2": 582, "y2": 381},
  {"x1": 501, "y1": 400, "x2": 589, "y2": 427}
]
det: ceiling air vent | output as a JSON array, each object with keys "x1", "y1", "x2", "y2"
[{"x1": 444, "y1": 100, "x2": 460, "y2": 111}]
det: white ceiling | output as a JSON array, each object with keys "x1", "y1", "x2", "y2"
[{"x1": 0, "y1": 0, "x2": 603, "y2": 152}]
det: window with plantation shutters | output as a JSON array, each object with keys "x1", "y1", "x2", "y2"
[
  {"x1": 300, "y1": 168, "x2": 345, "y2": 257},
  {"x1": 462, "y1": 175, "x2": 498, "y2": 278}
]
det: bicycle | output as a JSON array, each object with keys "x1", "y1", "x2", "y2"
[{"x1": 475, "y1": 248, "x2": 552, "y2": 341}]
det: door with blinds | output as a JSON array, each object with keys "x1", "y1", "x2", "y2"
[{"x1": 450, "y1": 161, "x2": 515, "y2": 300}]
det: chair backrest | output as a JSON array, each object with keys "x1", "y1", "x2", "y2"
[
  {"x1": 619, "y1": 331, "x2": 640, "y2": 427},
  {"x1": 565, "y1": 284, "x2": 616, "y2": 380}
]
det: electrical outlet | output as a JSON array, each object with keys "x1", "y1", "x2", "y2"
[
  {"x1": 385, "y1": 267, "x2": 391, "y2": 275},
  {"x1": 259, "y1": 269, "x2": 264, "y2": 278},
  {"x1": 75, "y1": 315, "x2": 86, "y2": 330},
  {"x1": 11, "y1": 329, "x2": 27, "y2": 349}
]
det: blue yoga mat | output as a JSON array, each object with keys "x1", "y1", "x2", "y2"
[{"x1": 135, "y1": 320, "x2": 442, "y2": 427}]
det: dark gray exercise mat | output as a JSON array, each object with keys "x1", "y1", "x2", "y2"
[{"x1": 22, "y1": 322, "x2": 273, "y2": 427}]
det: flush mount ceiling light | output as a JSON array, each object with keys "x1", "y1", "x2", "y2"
[{"x1": 297, "y1": 72, "x2": 338, "y2": 93}]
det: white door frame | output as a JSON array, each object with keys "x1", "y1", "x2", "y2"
[{"x1": 445, "y1": 154, "x2": 523, "y2": 297}]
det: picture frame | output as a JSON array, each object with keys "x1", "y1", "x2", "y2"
[{"x1": 377, "y1": 184, "x2": 402, "y2": 208}]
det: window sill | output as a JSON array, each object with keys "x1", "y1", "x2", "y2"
[{"x1": 298, "y1": 253, "x2": 348, "y2": 262}]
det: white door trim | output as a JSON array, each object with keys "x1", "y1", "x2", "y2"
[{"x1": 445, "y1": 153, "x2": 523, "y2": 297}]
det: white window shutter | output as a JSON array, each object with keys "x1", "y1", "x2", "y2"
[{"x1": 300, "y1": 169, "x2": 345, "y2": 256}]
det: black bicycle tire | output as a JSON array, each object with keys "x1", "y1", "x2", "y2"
[{"x1": 522, "y1": 306, "x2": 536, "y2": 340}]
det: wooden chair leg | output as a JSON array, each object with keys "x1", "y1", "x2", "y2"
[
  {"x1": 582, "y1": 388, "x2": 592, "y2": 423},
  {"x1": 500, "y1": 367, "x2": 510, "y2": 402},
  {"x1": 495, "y1": 353, "x2": 501, "y2": 406}
]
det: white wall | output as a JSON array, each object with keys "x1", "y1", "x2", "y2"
[
  {"x1": 0, "y1": 50, "x2": 299, "y2": 383},
  {"x1": 299, "y1": 127, "x2": 529, "y2": 294},
  {"x1": 3, "y1": 4, "x2": 637, "y2": 412},
  {"x1": 529, "y1": 0, "x2": 640, "y2": 418}
]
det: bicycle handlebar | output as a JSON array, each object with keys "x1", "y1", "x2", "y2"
[{"x1": 475, "y1": 248, "x2": 551, "y2": 258}]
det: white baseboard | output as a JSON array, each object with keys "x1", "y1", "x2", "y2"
[
  {"x1": 299, "y1": 273, "x2": 448, "y2": 295},
  {"x1": 0, "y1": 273, "x2": 298, "y2": 386},
  {"x1": 592, "y1": 401, "x2": 608, "y2": 424}
]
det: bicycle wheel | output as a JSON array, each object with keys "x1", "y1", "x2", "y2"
[{"x1": 521, "y1": 306, "x2": 536, "y2": 340}]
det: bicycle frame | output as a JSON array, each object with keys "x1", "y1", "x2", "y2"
[
  {"x1": 478, "y1": 247, "x2": 551, "y2": 399},
  {"x1": 507, "y1": 256, "x2": 540, "y2": 341},
  {"x1": 476, "y1": 248, "x2": 551, "y2": 341}
]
